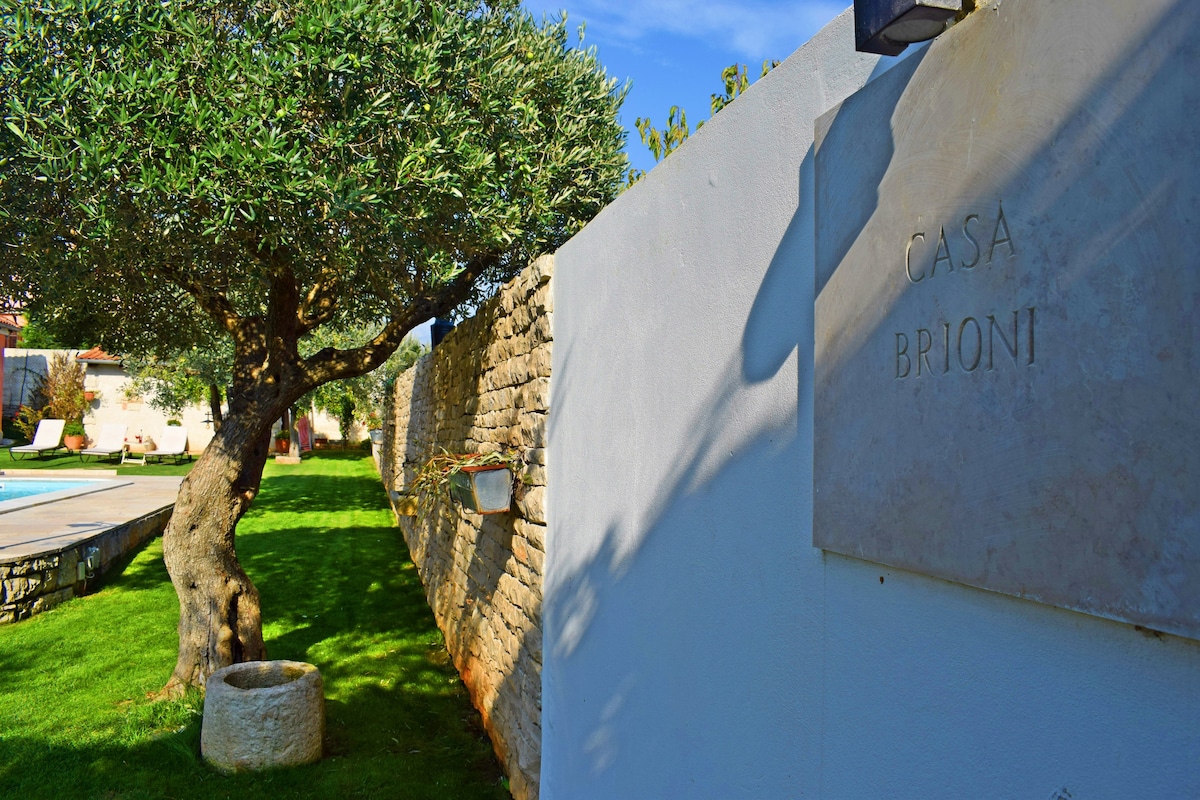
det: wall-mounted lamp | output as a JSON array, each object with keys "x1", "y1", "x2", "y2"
[
  {"x1": 431, "y1": 317, "x2": 455, "y2": 348},
  {"x1": 854, "y1": 0, "x2": 962, "y2": 55}
]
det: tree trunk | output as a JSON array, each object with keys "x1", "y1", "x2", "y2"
[
  {"x1": 208, "y1": 383, "x2": 224, "y2": 430},
  {"x1": 162, "y1": 415, "x2": 272, "y2": 694}
]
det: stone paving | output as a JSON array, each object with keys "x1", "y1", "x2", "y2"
[
  {"x1": 0, "y1": 469, "x2": 182, "y2": 623},
  {"x1": 0, "y1": 470, "x2": 182, "y2": 561}
]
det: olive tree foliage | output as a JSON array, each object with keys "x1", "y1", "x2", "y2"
[
  {"x1": 628, "y1": 60, "x2": 778, "y2": 183},
  {"x1": 303, "y1": 330, "x2": 426, "y2": 440},
  {"x1": 0, "y1": 0, "x2": 627, "y2": 690},
  {"x1": 124, "y1": 337, "x2": 233, "y2": 422},
  {"x1": 1, "y1": 0, "x2": 626, "y2": 354}
]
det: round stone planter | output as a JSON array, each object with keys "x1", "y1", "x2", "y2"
[{"x1": 201, "y1": 660, "x2": 324, "y2": 773}]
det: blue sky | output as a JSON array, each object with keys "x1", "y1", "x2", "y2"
[{"x1": 520, "y1": 0, "x2": 847, "y2": 175}]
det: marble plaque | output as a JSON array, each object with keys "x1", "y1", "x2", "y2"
[{"x1": 814, "y1": 0, "x2": 1200, "y2": 638}]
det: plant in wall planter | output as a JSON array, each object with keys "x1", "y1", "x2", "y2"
[
  {"x1": 413, "y1": 449, "x2": 520, "y2": 515},
  {"x1": 388, "y1": 490, "x2": 419, "y2": 516}
]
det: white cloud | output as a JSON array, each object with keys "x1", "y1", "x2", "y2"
[{"x1": 524, "y1": 0, "x2": 846, "y2": 60}]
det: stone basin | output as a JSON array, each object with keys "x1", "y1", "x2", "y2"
[{"x1": 201, "y1": 659, "x2": 324, "y2": 773}]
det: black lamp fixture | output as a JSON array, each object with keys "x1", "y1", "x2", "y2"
[
  {"x1": 854, "y1": 0, "x2": 962, "y2": 55},
  {"x1": 430, "y1": 317, "x2": 455, "y2": 348}
]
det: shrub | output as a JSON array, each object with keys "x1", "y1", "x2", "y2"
[
  {"x1": 13, "y1": 404, "x2": 43, "y2": 442},
  {"x1": 35, "y1": 353, "x2": 88, "y2": 423}
]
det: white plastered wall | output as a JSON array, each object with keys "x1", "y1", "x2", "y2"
[
  {"x1": 544, "y1": 6, "x2": 1200, "y2": 799},
  {"x1": 3, "y1": 349, "x2": 217, "y2": 452}
]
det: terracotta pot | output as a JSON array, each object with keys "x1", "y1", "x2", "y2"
[
  {"x1": 84, "y1": 391, "x2": 96, "y2": 402},
  {"x1": 64, "y1": 434, "x2": 86, "y2": 451}
]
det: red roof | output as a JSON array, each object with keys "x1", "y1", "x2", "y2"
[{"x1": 75, "y1": 347, "x2": 121, "y2": 363}]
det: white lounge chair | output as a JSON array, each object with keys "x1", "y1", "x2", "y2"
[
  {"x1": 144, "y1": 426, "x2": 189, "y2": 464},
  {"x1": 79, "y1": 423, "x2": 127, "y2": 463},
  {"x1": 10, "y1": 418, "x2": 65, "y2": 459}
]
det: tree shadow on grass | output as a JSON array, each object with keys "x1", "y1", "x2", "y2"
[
  {"x1": 0, "y1": 528, "x2": 507, "y2": 799},
  {"x1": 0, "y1": 454, "x2": 509, "y2": 799},
  {"x1": 247, "y1": 474, "x2": 393, "y2": 515}
]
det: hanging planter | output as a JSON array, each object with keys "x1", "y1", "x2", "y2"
[
  {"x1": 448, "y1": 464, "x2": 513, "y2": 515},
  {"x1": 389, "y1": 490, "x2": 418, "y2": 516},
  {"x1": 413, "y1": 449, "x2": 520, "y2": 516}
]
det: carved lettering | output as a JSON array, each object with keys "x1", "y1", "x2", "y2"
[
  {"x1": 942, "y1": 322, "x2": 951, "y2": 374},
  {"x1": 892, "y1": 307, "x2": 1037, "y2": 379},
  {"x1": 904, "y1": 201, "x2": 1014, "y2": 282},
  {"x1": 988, "y1": 202, "x2": 1016, "y2": 263},
  {"x1": 896, "y1": 333, "x2": 911, "y2": 378},
  {"x1": 961, "y1": 214, "x2": 981, "y2": 269},
  {"x1": 987, "y1": 311, "x2": 1019, "y2": 370},
  {"x1": 906, "y1": 233, "x2": 926, "y2": 283},
  {"x1": 933, "y1": 227, "x2": 955, "y2": 276},
  {"x1": 958, "y1": 317, "x2": 982, "y2": 372},
  {"x1": 917, "y1": 328, "x2": 933, "y2": 376},
  {"x1": 894, "y1": 203, "x2": 1033, "y2": 381}
]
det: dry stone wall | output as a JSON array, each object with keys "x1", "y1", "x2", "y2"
[
  {"x1": 0, "y1": 506, "x2": 172, "y2": 623},
  {"x1": 381, "y1": 255, "x2": 552, "y2": 800}
]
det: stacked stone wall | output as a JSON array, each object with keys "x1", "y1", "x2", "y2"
[
  {"x1": 0, "y1": 506, "x2": 172, "y2": 623},
  {"x1": 381, "y1": 255, "x2": 551, "y2": 800}
]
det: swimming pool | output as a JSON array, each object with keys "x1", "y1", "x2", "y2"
[
  {"x1": 0, "y1": 479, "x2": 90, "y2": 501},
  {"x1": 0, "y1": 478, "x2": 132, "y2": 514}
]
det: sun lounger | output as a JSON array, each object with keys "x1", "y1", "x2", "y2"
[
  {"x1": 10, "y1": 418, "x2": 65, "y2": 459},
  {"x1": 79, "y1": 423, "x2": 127, "y2": 463},
  {"x1": 144, "y1": 426, "x2": 190, "y2": 464}
]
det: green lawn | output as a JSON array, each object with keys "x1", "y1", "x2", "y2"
[
  {"x1": 2, "y1": 446, "x2": 198, "y2": 477},
  {"x1": 0, "y1": 452, "x2": 509, "y2": 800}
]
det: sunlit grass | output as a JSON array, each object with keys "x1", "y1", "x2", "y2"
[
  {"x1": 2, "y1": 446, "x2": 198, "y2": 476},
  {"x1": 0, "y1": 451, "x2": 508, "y2": 799}
]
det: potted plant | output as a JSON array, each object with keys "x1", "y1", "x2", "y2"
[
  {"x1": 366, "y1": 411, "x2": 384, "y2": 445},
  {"x1": 120, "y1": 383, "x2": 143, "y2": 410},
  {"x1": 63, "y1": 420, "x2": 87, "y2": 451},
  {"x1": 36, "y1": 353, "x2": 90, "y2": 423},
  {"x1": 412, "y1": 449, "x2": 520, "y2": 515},
  {"x1": 276, "y1": 427, "x2": 291, "y2": 453}
]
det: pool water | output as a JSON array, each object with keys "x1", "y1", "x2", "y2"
[
  {"x1": 0, "y1": 480, "x2": 91, "y2": 501},
  {"x1": 0, "y1": 477, "x2": 131, "y2": 514}
]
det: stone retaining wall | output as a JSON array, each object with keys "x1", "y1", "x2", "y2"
[
  {"x1": 381, "y1": 255, "x2": 551, "y2": 800},
  {"x1": 0, "y1": 506, "x2": 173, "y2": 623}
]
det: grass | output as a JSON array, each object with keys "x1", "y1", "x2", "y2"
[
  {"x1": 1, "y1": 446, "x2": 199, "y2": 476},
  {"x1": 0, "y1": 451, "x2": 509, "y2": 800}
]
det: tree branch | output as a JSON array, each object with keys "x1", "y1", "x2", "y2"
[{"x1": 298, "y1": 253, "x2": 498, "y2": 387}]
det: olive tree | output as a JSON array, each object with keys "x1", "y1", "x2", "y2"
[{"x1": 0, "y1": 0, "x2": 626, "y2": 692}]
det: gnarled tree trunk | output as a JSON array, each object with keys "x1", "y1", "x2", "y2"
[
  {"x1": 156, "y1": 271, "x2": 457, "y2": 694},
  {"x1": 162, "y1": 414, "x2": 273, "y2": 694}
]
